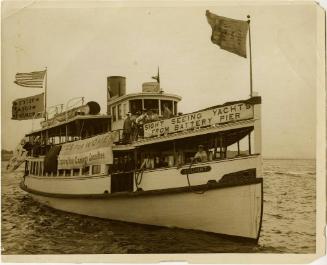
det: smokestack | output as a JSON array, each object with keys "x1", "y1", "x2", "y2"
[{"x1": 107, "y1": 76, "x2": 126, "y2": 98}]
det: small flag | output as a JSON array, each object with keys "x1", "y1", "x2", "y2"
[
  {"x1": 12, "y1": 93, "x2": 44, "y2": 120},
  {"x1": 152, "y1": 67, "x2": 160, "y2": 83},
  {"x1": 14, "y1": 70, "x2": 46, "y2": 88},
  {"x1": 206, "y1": 10, "x2": 249, "y2": 58}
]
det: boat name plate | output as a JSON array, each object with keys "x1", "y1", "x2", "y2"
[{"x1": 180, "y1": 166, "x2": 211, "y2": 175}]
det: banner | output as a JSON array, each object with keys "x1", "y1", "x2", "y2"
[
  {"x1": 206, "y1": 10, "x2": 249, "y2": 58},
  {"x1": 12, "y1": 93, "x2": 44, "y2": 120},
  {"x1": 58, "y1": 132, "x2": 116, "y2": 170},
  {"x1": 144, "y1": 102, "x2": 253, "y2": 138}
]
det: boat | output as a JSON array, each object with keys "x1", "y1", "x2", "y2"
[{"x1": 19, "y1": 75, "x2": 263, "y2": 242}]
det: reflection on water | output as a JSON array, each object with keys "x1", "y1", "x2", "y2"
[{"x1": 1, "y1": 159, "x2": 315, "y2": 254}]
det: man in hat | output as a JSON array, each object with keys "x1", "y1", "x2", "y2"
[
  {"x1": 130, "y1": 112, "x2": 138, "y2": 141},
  {"x1": 193, "y1": 145, "x2": 208, "y2": 163},
  {"x1": 123, "y1": 112, "x2": 132, "y2": 143}
]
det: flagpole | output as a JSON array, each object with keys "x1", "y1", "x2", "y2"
[
  {"x1": 247, "y1": 15, "x2": 253, "y2": 98},
  {"x1": 44, "y1": 67, "x2": 47, "y2": 120}
]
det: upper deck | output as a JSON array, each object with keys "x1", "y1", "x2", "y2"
[{"x1": 22, "y1": 71, "x2": 261, "y2": 163}]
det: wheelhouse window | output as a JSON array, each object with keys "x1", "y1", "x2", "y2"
[
  {"x1": 123, "y1": 103, "x2": 127, "y2": 117},
  {"x1": 144, "y1": 99, "x2": 159, "y2": 114},
  {"x1": 160, "y1": 100, "x2": 173, "y2": 117},
  {"x1": 129, "y1": 99, "x2": 142, "y2": 115},
  {"x1": 92, "y1": 165, "x2": 101, "y2": 175}
]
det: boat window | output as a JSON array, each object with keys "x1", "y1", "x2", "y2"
[
  {"x1": 64, "y1": 169, "x2": 71, "y2": 176},
  {"x1": 129, "y1": 99, "x2": 142, "y2": 115},
  {"x1": 82, "y1": 166, "x2": 90, "y2": 175},
  {"x1": 160, "y1": 100, "x2": 173, "y2": 118},
  {"x1": 73, "y1": 168, "x2": 80, "y2": 176},
  {"x1": 58, "y1": 169, "x2": 64, "y2": 176},
  {"x1": 137, "y1": 151, "x2": 175, "y2": 171},
  {"x1": 112, "y1": 106, "x2": 116, "y2": 122},
  {"x1": 225, "y1": 134, "x2": 252, "y2": 158},
  {"x1": 123, "y1": 103, "x2": 127, "y2": 117},
  {"x1": 92, "y1": 165, "x2": 101, "y2": 175},
  {"x1": 144, "y1": 99, "x2": 159, "y2": 114},
  {"x1": 118, "y1": 104, "x2": 122, "y2": 120},
  {"x1": 111, "y1": 153, "x2": 135, "y2": 174}
]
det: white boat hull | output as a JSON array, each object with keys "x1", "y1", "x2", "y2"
[{"x1": 23, "y1": 180, "x2": 263, "y2": 241}]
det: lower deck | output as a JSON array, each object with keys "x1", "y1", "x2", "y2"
[{"x1": 24, "y1": 154, "x2": 260, "y2": 195}]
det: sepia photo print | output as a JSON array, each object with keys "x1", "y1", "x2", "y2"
[{"x1": 1, "y1": 0, "x2": 326, "y2": 263}]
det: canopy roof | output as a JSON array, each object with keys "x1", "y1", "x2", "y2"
[{"x1": 26, "y1": 115, "x2": 111, "y2": 137}]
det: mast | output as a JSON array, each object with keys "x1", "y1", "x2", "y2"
[
  {"x1": 44, "y1": 67, "x2": 48, "y2": 120},
  {"x1": 247, "y1": 15, "x2": 253, "y2": 98}
]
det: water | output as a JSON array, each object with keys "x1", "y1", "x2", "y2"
[{"x1": 1, "y1": 159, "x2": 316, "y2": 254}]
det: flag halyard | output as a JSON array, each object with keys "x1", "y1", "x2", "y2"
[{"x1": 206, "y1": 10, "x2": 249, "y2": 58}]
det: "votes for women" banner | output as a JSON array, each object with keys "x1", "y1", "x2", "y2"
[{"x1": 58, "y1": 132, "x2": 117, "y2": 170}]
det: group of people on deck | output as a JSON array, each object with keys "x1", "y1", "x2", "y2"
[
  {"x1": 139, "y1": 145, "x2": 210, "y2": 170},
  {"x1": 122, "y1": 104, "x2": 173, "y2": 143}
]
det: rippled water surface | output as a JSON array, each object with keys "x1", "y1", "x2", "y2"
[{"x1": 1, "y1": 159, "x2": 315, "y2": 254}]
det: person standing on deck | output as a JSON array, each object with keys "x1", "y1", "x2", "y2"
[
  {"x1": 130, "y1": 113, "x2": 137, "y2": 142},
  {"x1": 136, "y1": 109, "x2": 148, "y2": 138},
  {"x1": 123, "y1": 113, "x2": 132, "y2": 144},
  {"x1": 163, "y1": 104, "x2": 173, "y2": 119}
]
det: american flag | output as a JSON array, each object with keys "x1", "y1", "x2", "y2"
[{"x1": 14, "y1": 70, "x2": 46, "y2": 88}]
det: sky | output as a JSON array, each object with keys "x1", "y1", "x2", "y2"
[{"x1": 1, "y1": 1, "x2": 322, "y2": 159}]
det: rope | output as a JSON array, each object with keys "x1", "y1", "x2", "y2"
[
  {"x1": 186, "y1": 159, "x2": 207, "y2": 194},
  {"x1": 79, "y1": 120, "x2": 85, "y2": 138},
  {"x1": 134, "y1": 166, "x2": 145, "y2": 190}
]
